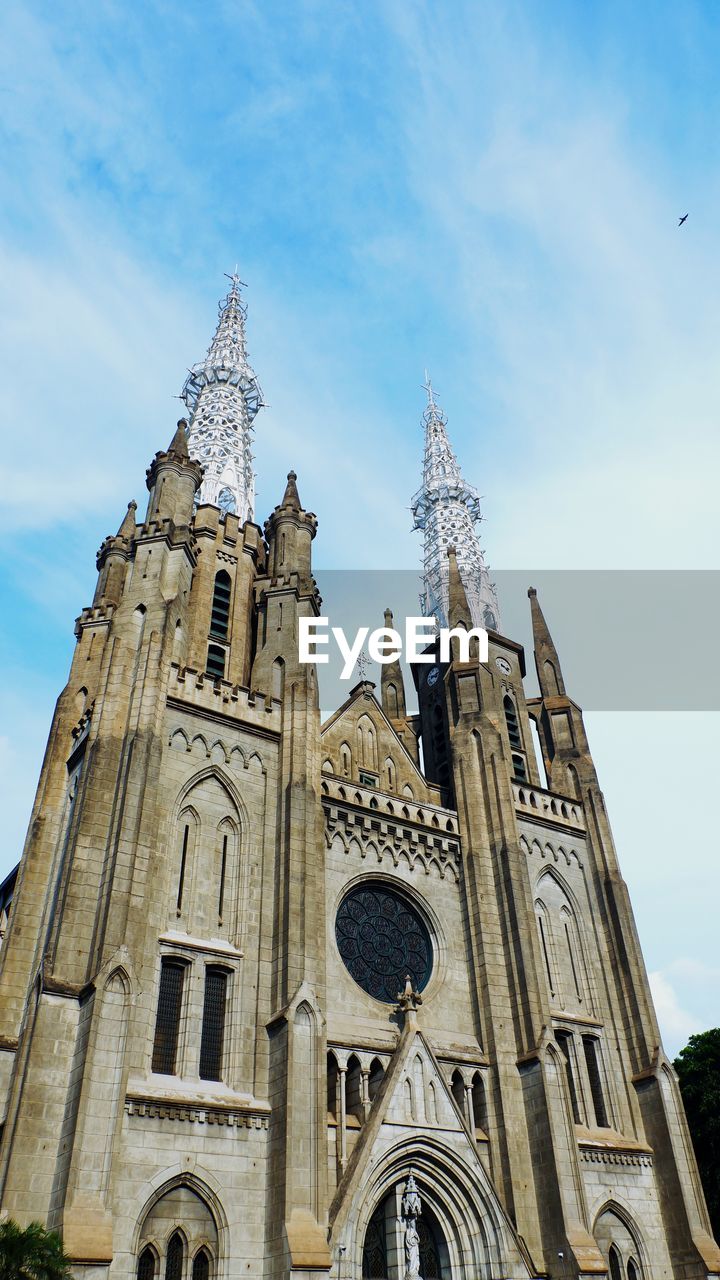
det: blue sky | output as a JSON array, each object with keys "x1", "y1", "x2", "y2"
[{"x1": 0, "y1": 0, "x2": 718, "y2": 1054}]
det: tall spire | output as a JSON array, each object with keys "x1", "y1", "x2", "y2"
[
  {"x1": 410, "y1": 374, "x2": 500, "y2": 632},
  {"x1": 181, "y1": 271, "x2": 264, "y2": 522}
]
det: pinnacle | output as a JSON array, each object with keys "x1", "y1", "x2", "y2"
[
  {"x1": 168, "y1": 419, "x2": 190, "y2": 462},
  {"x1": 117, "y1": 500, "x2": 137, "y2": 539},
  {"x1": 281, "y1": 470, "x2": 301, "y2": 511},
  {"x1": 447, "y1": 545, "x2": 471, "y2": 631}
]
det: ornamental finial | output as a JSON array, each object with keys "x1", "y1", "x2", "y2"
[{"x1": 397, "y1": 974, "x2": 422, "y2": 1025}]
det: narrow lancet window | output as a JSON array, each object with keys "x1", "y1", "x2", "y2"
[
  {"x1": 583, "y1": 1036, "x2": 609, "y2": 1127},
  {"x1": 165, "y1": 1233, "x2": 184, "y2": 1280},
  {"x1": 192, "y1": 1250, "x2": 211, "y2": 1280},
  {"x1": 556, "y1": 1031, "x2": 581, "y2": 1123},
  {"x1": 199, "y1": 967, "x2": 228, "y2": 1081},
  {"x1": 152, "y1": 960, "x2": 185, "y2": 1075},
  {"x1": 210, "y1": 570, "x2": 231, "y2": 639},
  {"x1": 218, "y1": 830, "x2": 228, "y2": 924},
  {"x1": 504, "y1": 695, "x2": 522, "y2": 749},
  {"x1": 177, "y1": 824, "x2": 189, "y2": 915},
  {"x1": 137, "y1": 1248, "x2": 156, "y2": 1280}
]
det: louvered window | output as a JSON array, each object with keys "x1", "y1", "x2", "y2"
[
  {"x1": 210, "y1": 571, "x2": 231, "y2": 639},
  {"x1": 152, "y1": 960, "x2": 185, "y2": 1075},
  {"x1": 206, "y1": 644, "x2": 226, "y2": 680},
  {"x1": 192, "y1": 1250, "x2": 210, "y2": 1280},
  {"x1": 165, "y1": 1233, "x2": 184, "y2": 1280},
  {"x1": 199, "y1": 967, "x2": 228, "y2": 1081},
  {"x1": 137, "y1": 1248, "x2": 156, "y2": 1280},
  {"x1": 504, "y1": 696, "x2": 522, "y2": 748}
]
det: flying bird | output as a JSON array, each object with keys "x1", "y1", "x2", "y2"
[{"x1": 678, "y1": 213, "x2": 689, "y2": 226}]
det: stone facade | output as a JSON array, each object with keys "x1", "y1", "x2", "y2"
[{"x1": 0, "y1": 388, "x2": 717, "y2": 1280}]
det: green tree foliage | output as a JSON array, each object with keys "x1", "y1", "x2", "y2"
[
  {"x1": 0, "y1": 1221, "x2": 72, "y2": 1280},
  {"x1": 674, "y1": 1028, "x2": 720, "y2": 1240}
]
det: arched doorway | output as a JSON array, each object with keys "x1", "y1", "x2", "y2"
[{"x1": 362, "y1": 1187, "x2": 450, "y2": 1279}]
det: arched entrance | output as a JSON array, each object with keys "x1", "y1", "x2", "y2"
[{"x1": 362, "y1": 1189, "x2": 449, "y2": 1278}]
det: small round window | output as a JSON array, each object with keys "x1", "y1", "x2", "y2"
[{"x1": 335, "y1": 882, "x2": 433, "y2": 1003}]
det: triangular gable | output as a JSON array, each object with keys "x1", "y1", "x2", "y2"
[
  {"x1": 321, "y1": 683, "x2": 435, "y2": 800},
  {"x1": 328, "y1": 1024, "x2": 536, "y2": 1277}
]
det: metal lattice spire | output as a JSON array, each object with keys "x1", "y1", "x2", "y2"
[
  {"x1": 410, "y1": 374, "x2": 500, "y2": 632},
  {"x1": 181, "y1": 271, "x2": 264, "y2": 521}
]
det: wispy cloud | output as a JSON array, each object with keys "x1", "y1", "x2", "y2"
[{"x1": 0, "y1": 0, "x2": 718, "y2": 1038}]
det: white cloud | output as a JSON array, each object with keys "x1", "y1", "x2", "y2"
[{"x1": 649, "y1": 970, "x2": 700, "y2": 1057}]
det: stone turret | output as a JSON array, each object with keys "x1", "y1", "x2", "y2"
[{"x1": 145, "y1": 419, "x2": 202, "y2": 524}]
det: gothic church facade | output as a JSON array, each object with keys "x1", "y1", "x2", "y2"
[{"x1": 0, "y1": 278, "x2": 716, "y2": 1280}]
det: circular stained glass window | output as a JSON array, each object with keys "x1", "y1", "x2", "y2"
[{"x1": 335, "y1": 883, "x2": 433, "y2": 1004}]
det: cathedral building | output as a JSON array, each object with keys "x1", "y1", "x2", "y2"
[{"x1": 0, "y1": 275, "x2": 716, "y2": 1280}]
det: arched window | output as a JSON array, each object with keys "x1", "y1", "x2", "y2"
[
  {"x1": 451, "y1": 1068, "x2": 466, "y2": 1117},
  {"x1": 152, "y1": 959, "x2": 186, "y2": 1075},
  {"x1": 138, "y1": 1185, "x2": 217, "y2": 1280},
  {"x1": 368, "y1": 1057, "x2": 384, "y2": 1102},
  {"x1": 210, "y1": 571, "x2": 232, "y2": 639},
  {"x1": 327, "y1": 1052, "x2": 339, "y2": 1121},
  {"x1": 555, "y1": 1031, "x2": 582, "y2": 1123},
  {"x1": 199, "y1": 967, "x2": 228, "y2": 1082},
  {"x1": 627, "y1": 1259, "x2": 640, "y2": 1280},
  {"x1": 582, "y1": 1036, "x2": 609, "y2": 1127},
  {"x1": 206, "y1": 643, "x2": 226, "y2": 681},
  {"x1": 137, "y1": 1248, "x2": 156, "y2": 1280},
  {"x1": 511, "y1": 752, "x2": 527, "y2": 782},
  {"x1": 165, "y1": 1233, "x2": 184, "y2": 1280},
  {"x1": 536, "y1": 904, "x2": 556, "y2": 999},
  {"x1": 609, "y1": 1245, "x2": 622, "y2": 1280},
  {"x1": 192, "y1": 1249, "x2": 211, "y2": 1280},
  {"x1": 504, "y1": 695, "x2": 522, "y2": 749},
  {"x1": 471, "y1": 1071, "x2": 488, "y2": 1134},
  {"x1": 346, "y1": 1054, "x2": 363, "y2": 1122}
]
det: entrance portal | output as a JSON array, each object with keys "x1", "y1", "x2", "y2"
[{"x1": 362, "y1": 1185, "x2": 449, "y2": 1279}]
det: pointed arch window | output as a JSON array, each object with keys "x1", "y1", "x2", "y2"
[
  {"x1": 199, "y1": 966, "x2": 228, "y2": 1082},
  {"x1": 504, "y1": 695, "x2": 522, "y2": 749},
  {"x1": 555, "y1": 1031, "x2": 582, "y2": 1124},
  {"x1": 192, "y1": 1250, "x2": 211, "y2": 1280},
  {"x1": 608, "y1": 1246, "x2": 622, "y2": 1280},
  {"x1": 210, "y1": 570, "x2": 232, "y2": 639},
  {"x1": 152, "y1": 959, "x2": 186, "y2": 1075},
  {"x1": 582, "y1": 1036, "x2": 609, "y2": 1127},
  {"x1": 165, "y1": 1233, "x2": 184, "y2": 1280},
  {"x1": 137, "y1": 1248, "x2": 156, "y2": 1280}
]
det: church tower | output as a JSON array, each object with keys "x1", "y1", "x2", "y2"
[
  {"x1": 410, "y1": 376, "x2": 500, "y2": 632},
  {"x1": 0, "y1": 279, "x2": 716, "y2": 1280}
]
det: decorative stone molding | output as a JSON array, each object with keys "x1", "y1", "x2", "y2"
[
  {"x1": 321, "y1": 774, "x2": 457, "y2": 834},
  {"x1": 168, "y1": 726, "x2": 267, "y2": 773},
  {"x1": 519, "y1": 832, "x2": 583, "y2": 869},
  {"x1": 325, "y1": 804, "x2": 461, "y2": 882},
  {"x1": 125, "y1": 1096, "x2": 269, "y2": 1129},
  {"x1": 579, "y1": 1146, "x2": 653, "y2": 1168}
]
